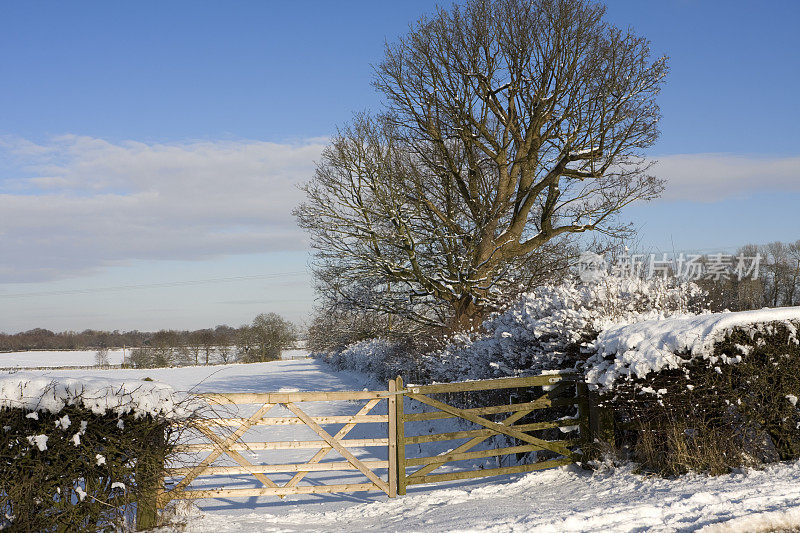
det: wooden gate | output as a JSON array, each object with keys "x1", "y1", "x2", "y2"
[
  {"x1": 160, "y1": 386, "x2": 399, "y2": 505},
  {"x1": 158, "y1": 372, "x2": 585, "y2": 507},
  {"x1": 395, "y1": 373, "x2": 584, "y2": 494}
]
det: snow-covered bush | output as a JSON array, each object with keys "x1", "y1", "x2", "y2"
[
  {"x1": 320, "y1": 336, "x2": 431, "y2": 383},
  {"x1": 588, "y1": 308, "x2": 800, "y2": 475},
  {"x1": 0, "y1": 375, "x2": 187, "y2": 531},
  {"x1": 420, "y1": 275, "x2": 705, "y2": 384},
  {"x1": 317, "y1": 273, "x2": 705, "y2": 386}
]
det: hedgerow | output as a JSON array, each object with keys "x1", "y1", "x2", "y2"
[
  {"x1": 0, "y1": 376, "x2": 187, "y2": 531},
  {"x1": 603, "y1": 321, "x2": 800, "y2": 475}
]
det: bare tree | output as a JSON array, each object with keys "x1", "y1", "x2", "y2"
[
  {"x1": 197, "y1": 329, "x2": 216, "y2": 365},
  {"x1": 94, "y1": 348, "x2": 110, "y2": 368},
  {"x1": 235, "y1": 325, "x2": 254, "y2": 361},
  {"x1": 215, "y1": 325, "x2": 235, "y2": 364},
  {"x1": 757, "y1": 241, "x2": 800, "y2": 308},
  {"x1": 151, "y1": 330, "x2": 178, "y2": 367},
  {"x1": 695, "y1": 241, "x2": 800, "y2": 312},
  {"x1": 129, "y1": 346, "x2": 153, "y2": 368},
  {"x1": 187, "y1": 331, "x2": 203, "y2": 366},
  {"x1": 296, "y1": 0, "x2": 667, "y2": 329},
  {"x1": 306, "y1": 308, "x2": 395, "y2": 353},
  {"x1": 240, "y1": 313, "x2": 297, "y2": 363}
]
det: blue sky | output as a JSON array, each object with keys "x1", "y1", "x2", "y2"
[{"x1": 1, "y1": 0, "x2": 798, "y2": 332}]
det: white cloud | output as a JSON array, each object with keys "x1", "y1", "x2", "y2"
[
  {"x1": 1, "y1": 138, "x2": 796, "y2": 284},
  {"x1": 0, "y1": 135, "x2": 326, "y2": 282},
  {"x1": 654, "y1": 153, "x2": 800, "y2": 201}
]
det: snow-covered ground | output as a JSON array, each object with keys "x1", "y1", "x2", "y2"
[
  {"x1": 162, "y1": 461, "x2": 800, "y2": 533},
  {"x1": 6, "y1": 356, "x2": 800, "y2": 532}
]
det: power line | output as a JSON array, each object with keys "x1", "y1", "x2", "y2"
[{"x1": 0, "y1": 272, "x2": 309, "y2": 299}]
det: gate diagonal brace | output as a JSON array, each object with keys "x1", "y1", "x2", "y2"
[
  {"x1": 195, "y1": 424, "x2": 279, "y2": 489},
  {"x1": 285, "y1": 402, "x2": 391, "y2": 495},
  {"x1": 282, "y1": 398, "x2": 381, "y2": 490},
  {"x1": 170, "y1": 401, "x2": 276, "y2": 493},
  {"x1": 407, "y1": 382, "x2": 571, "y2": 479},
  {"x1": 408, "y1": 393, "x2": 574, "y2": 458}
]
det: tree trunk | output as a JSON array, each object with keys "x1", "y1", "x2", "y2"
[{"x1": 450, "y1": 296, "x2": 485, "y2": 332}]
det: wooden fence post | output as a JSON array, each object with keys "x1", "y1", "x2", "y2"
[
  {"x1": 387, "y1": 378, "x2": 398, "y2": 498},
  {"x1": 395, "y1": 376, "x2": 407, "y2": 496},
  {"x1": 577, "y1": 381, "x2": 591, "y2": 458},
  {"x1": 585, "y1": 385, "x2": 615, "y2": 458},
  {"x1": 136, "y1": 471, "x2": 158, "y2": 530},
  {"x1": 577, "y1": 382, "x2": 616, "y2": 460},
  {"x1": 136, "y1": 427, "x2": 164, "y2": 530}
]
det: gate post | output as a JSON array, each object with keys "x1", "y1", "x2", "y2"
[
  {"x1": 395, "y1": 376, "x2": 407, "y2": 496},
  {"x1": 577, "y1": 381, "x2": 591, "y2": 459},
  {"x1": 387, "y1": 378, "x2": 398, "y2": 498},
  {"x1": 578, "y1": 381, "x2": 615, "y2": 459}
]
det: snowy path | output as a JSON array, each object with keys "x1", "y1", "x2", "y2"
[{"x1": 12, "y1": 358, "x2": 370, "y2": 394}]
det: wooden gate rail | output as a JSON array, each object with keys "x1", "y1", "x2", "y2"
[{"x1": 395, "y1": 373, "x2": 584, "y2": 495}]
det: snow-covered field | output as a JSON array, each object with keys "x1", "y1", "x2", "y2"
[
  {"x1": 0, "y1": 348, "x2": 127, "y2": 368},
  {"x1": 0, "y1": 348, "x2": 307, "y2": 368},
  {"x1": 6, "y1": 355, "x2": 800, "y2": 532}
]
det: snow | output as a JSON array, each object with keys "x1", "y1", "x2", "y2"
[
  {"x1": 0, "y1": 373, "x2": 185, "y2": 418},
  {"x1": 280, "y1": 349, "x2": 310, "y2": 360},
  {"x1": 323, "y1": 275, "x2": 704, "y2": 385},
  {"x1": 587, "y1": 306, "x2": 800, "y2": 389},
  {"x1": 26, "y1": 434, "x2": 48, "y2": 451},
  {"x1": 158, "y1": 461, "x2": 800, "y2": 532},
  {"x1": 55, "y1": 414, "x2": 71, "y2": 429},
  {"x1": 700, "y1": 507, "x2": 800, "y2": 533}
]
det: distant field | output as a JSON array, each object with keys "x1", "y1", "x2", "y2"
[
  {"x1": 0, "y1": 348, "x2": 308, "y2": 368},
  {"x1": 0, "y1": 349, "x2": 127, "y2": 368}
]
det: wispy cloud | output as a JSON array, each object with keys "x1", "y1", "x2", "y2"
[
  {"x1": 654, "y1": 153, "x2": 800, "y2": 201},
  {"x1": 0, "y1": 135, "x2": 325, "y2": 282}
]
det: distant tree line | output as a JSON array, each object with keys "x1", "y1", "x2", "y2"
[
  {"x1": 126, "y1": 312, "x2": 297, "y2": 368},
  {"x1": 699, "y1": 240, "x2": 800, "y2": 311},
  {"x1": 1, "y1": 313, "x2": 298, "y2": 368},
  {"x1": 0, "y1": 329, "x2": 149, "y2": 352}
]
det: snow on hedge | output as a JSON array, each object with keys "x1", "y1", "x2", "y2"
[
  {"x1": 0, "y1": 373, "x2": 187, "y2": 419},
  {"x1": 420, "y1": 275, "x2": 705, "y2": 383},
  {"x1": 321, "y1": 274, "x2": 705, "y2": 384},
  {"x1": 586, "y1": 306, "x2": 800, "y2": 389}
]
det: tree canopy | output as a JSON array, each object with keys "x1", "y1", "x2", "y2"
[{"x1": 296, "y1": 0, "x2": 668, "y2": 329}]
